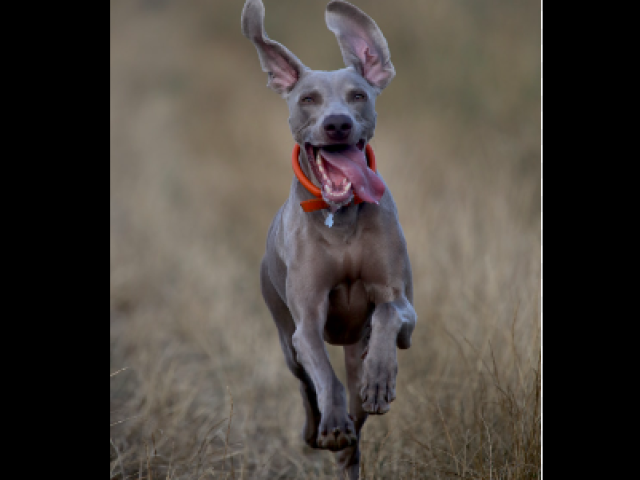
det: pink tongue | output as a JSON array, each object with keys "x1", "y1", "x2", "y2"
[{"x1": 319, "y1": 146, "x2": 385, "y2": 203}]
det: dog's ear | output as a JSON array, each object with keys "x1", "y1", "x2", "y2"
[
  {"x1": 325, "y1": 0, "x2": 395, "y2": 91},
  {"x1": 241, "y1": 0, "x2": 307, "y2": 96}
]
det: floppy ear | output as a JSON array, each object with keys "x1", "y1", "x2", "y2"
[
  {"x1": 241, "y1": 0, "x2": 307, "y2": 96},
  {"x1": 325, "y1": 0, "x2": 395, "y2": 91}
]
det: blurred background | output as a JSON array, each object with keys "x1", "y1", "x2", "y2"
[{"x1": 110, "y1": 0, "x2": 540, "y2": 478}]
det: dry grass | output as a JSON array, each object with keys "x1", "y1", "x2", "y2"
[{"x1": 110, "y1": 0, "x2": 541, "y2": 478}]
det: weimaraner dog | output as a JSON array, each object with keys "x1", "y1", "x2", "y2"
[{"x1": 241, "y1": 0, "x2": 416, "y2": 478}]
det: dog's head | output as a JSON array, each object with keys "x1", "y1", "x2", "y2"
[{"x1": 242, "y1": 0, "x2": 394, "y2": 209}]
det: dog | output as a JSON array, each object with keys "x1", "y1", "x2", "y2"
[{"x1": 241, "y1": 1, "x2": 416, "y2": 478}]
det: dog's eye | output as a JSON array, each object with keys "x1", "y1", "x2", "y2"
[
  {"x1": 301, "y1": 96, "x2": 315, "y2": 104},
  {"x1": 353, "y1": 93, "x2": 367, "y2": 101}
]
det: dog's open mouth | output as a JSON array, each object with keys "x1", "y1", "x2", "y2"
[{"x1": 305, "y1": 140, "x2": 385, "y2": 211}]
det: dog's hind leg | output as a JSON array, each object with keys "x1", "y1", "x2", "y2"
[
  {"x1": 260, "y1": 258, "x2": 321, "y2": 448},
  {"x1": 335, "y1": 333, "x2": 370, "y2": 480}
]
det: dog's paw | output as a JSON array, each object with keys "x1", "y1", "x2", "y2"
[
  {"x1": 360, "y1": 355, "x2": 398, "y2": 414},
  {"x1": 316, "y1": 408, "x2": 357, "y2": 451}
]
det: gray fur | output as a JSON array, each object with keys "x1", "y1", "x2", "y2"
[{"x1": 242, "y1": 1, "x2": 416, "y2": 478}]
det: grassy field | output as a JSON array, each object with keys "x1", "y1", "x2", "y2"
[{"x1": 110, "y1": 0, "x2": 541, "y2": 478}]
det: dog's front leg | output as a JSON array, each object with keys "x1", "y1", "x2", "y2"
[
  {"x1": 289, "y1": 289, "x2": 357, "y2": 451},
  {"x1": 361, "y1": 298, "x2": 416, "y2": 415}
]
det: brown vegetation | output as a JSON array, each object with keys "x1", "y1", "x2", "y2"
[{"x1": 110, "y1": 1, "x2": 541, "y2": 478}]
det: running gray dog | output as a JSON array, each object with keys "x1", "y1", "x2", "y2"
[{"x1": 241, "y1": 1, "x2": 416, "y2": 477}]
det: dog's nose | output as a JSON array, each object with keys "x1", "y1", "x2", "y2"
[{"x1": 323, "y1": 114, "x2": 353, "y2": 140}]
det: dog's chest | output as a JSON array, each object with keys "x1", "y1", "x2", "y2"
[
  {"x1": 324, "y1": 278, "x2": 372, "y2": 345},
  {"x1": 322, "y1": 249, "x2": 374, "y2": 345}
]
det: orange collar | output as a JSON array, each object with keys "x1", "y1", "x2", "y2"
[{"x1": 292, "y1": 143, "x2": 377, "y2": 212}]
